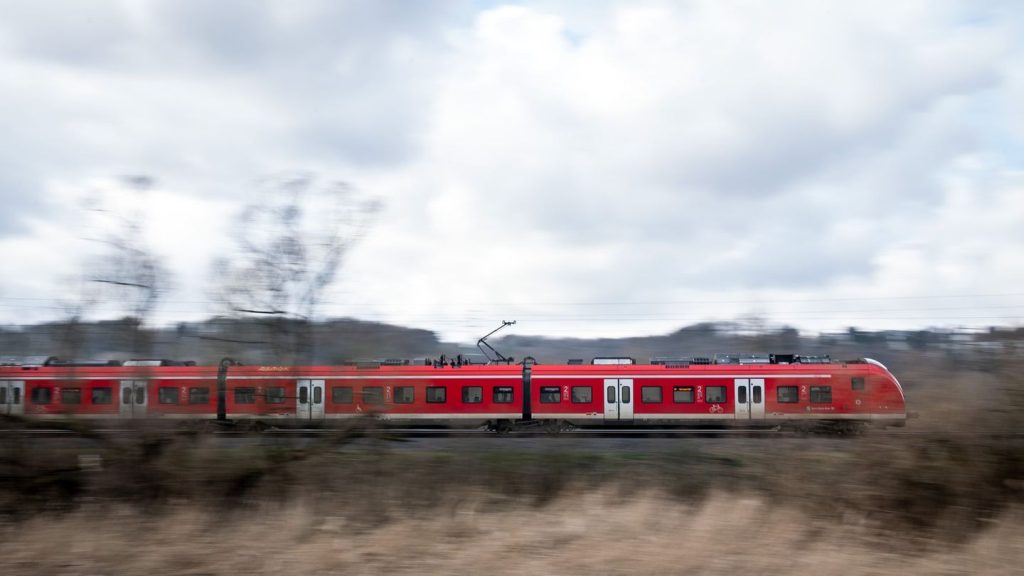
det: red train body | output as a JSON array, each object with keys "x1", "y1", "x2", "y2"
[{"x1": 0, "y1": 355, "x2": 906, "y2": 430}]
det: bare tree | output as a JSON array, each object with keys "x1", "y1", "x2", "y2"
[
  {"x1": 76, "y1": 175, "x2": 171, "y2": 357},
  {"x1": 210, "y1": 174, "x2": 380, "y2": 363}
]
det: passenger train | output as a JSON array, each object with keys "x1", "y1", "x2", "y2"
[{"x1": 0, "y1": 353, "x2": 906, "y2": 431}]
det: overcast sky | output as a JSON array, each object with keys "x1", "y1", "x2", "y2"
[{"x1": 1, "y1": 0, "x2": 1023, "y2": 342}]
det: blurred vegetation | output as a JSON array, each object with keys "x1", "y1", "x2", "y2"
[{"x1": 1, "y1": 353, "x2": 1021, "y2": 548}]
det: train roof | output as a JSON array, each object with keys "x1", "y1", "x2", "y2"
[{"x1": 0, "y1": 353, "x2": 876, "y2": 369}]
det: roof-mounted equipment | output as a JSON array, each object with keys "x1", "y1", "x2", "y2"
[
  {"x1": 592, "y1": 357, "x2": 635, "y2": 365},
  {"x1": 477, "y1": 321, "x2": 516, "y2": 365}
]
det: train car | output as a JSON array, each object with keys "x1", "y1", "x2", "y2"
[
  {"x1": 223, "y1": 363, "x2": 523, "y2": 425},
  {"x1": 528, "y1": 356, "x2": 905, "y2": 430},
  {"x1": 0, "y1": 354, "x2": 906, "y2": 430}
]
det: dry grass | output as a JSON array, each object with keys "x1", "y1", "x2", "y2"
[{"x1": 0, "y1": 492, "x2": 1020, "y2": 575}]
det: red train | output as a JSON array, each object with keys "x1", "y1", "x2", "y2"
[{"x1": 0, "y1": 354, "x2": 906, "y2": 431}]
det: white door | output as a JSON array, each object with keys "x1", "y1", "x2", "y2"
[
  {"x1": 119, "y1": 380, "x2": 148, "y2": 418},
  {"x1": 619, "y1": 379, "x2": 633, "y2": 421},
  {"x1": 603, "y1": 379, "x2": 634, "y2": 422},
  {"x1": 296, "y1": 380, "x2": 325, "y2": 420},
  {"x1": 310, "y1": 380, "x2": 325, "y2": 420},
  {"x1": 734, "y1": 379, "x2": 750, "y2": 419},
  {"x1": 749, "y1": 379, "x2": 765, "y2": 419},
  {"x1": 296, "y1": 380, "x2": 310, "y2": 419},
  {"x1": 1, "y1": 381, "x2": 24, "y2": 416},
  {"x1": 603, "y1": 378, "x2": 618, "y2": 421}
]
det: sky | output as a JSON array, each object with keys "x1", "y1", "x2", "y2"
[{"x1": 1, "y1": 0, "x2": 1023, "y2": 342}]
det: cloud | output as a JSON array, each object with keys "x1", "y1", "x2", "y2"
[{"x1": 0, "y1": 1, "x2": 1022, "y2": 339}]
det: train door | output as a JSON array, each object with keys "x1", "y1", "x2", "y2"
[
  {"x1": 119, "y1": 380, "x2": 148, "y2": 418},
  {"x1": 603, "y1": 378, "x2": 634, "y2": 422},
  {"x1": 1, "y1": 381, "x2": 24, "y2": 416},
  {"x1": 749, "y1": 379, "x2": 765, "y2": 419},
  {"x1": 733, "y1": 378, "x2": 765, "y2": 420},
  {"x1": 296, "y1": 380, "x2": 325, "y2": 420},
  {"x1": 734, "y1": 379, "x2": 750, "y2": 419}
]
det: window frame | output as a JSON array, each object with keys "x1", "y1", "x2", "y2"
[
  {"x1": 91, "y1": 387, "x2": 113, "y2": 405},
  {"x1": 332, "y1": 386, "x2": 354, "y2": 404},
  {"x1": 362, "y1": 386, "x2": 384, "y2": 405},
  {"x1": 61, "y1": 387, "x2": 82, "y2": 405},
  {"x1": 640, "y1": 385, "x2": 663, "y2": 404},
  {"x1": 426, "y1": 386, "x2": 447, "y2": 403},
  {"x1": 158, "y1": 387, "x2": 180, "y2": 405},
  {"x1": 705, "y1": 385, "x2": 727, "y2": 404},
  {"x1": 31, "y1": 387, "x2": 52, "y2": 405},
  {"x1": 234, "y1": 387, "x2": 257, "y2": 405},
  {"x1": 673, "y1": 386, "x2": 695, "y2": 404},
  {"x1": 810, "y1": 386, "x2": 832, "y2": 404},
  {"x1": 266, "y1": 386, "x2": 287, "y2": 404},
  {"x1": 394, "y1": 386, "x2": 415, "y2": 404},
  {"x1": 188, "y1": 386, "x2": 210, "y2": 405},
  {"x1": 539, "y1": 386, "x2": 561, "y2": 404},
  {"x1": 492, "y1": 386, "x2": 513, "y2": 404},
  {"x1": 777, "y1": 386, "x2": 799, "y2": 404},
  {"x1": 461, "y1": 386, "x2": 483, "y2": 404},
  {"x1": 571, "y1": 386, "x2": 593, "y2": 404}
]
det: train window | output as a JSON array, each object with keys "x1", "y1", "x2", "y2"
[
  {"x1": 235, "y1": 387, "x2": 256, "y2": 404},
  {"x1": 673, "y1": 387, "x2": 694, "y2": 403},
  {"x1": 462, "y1": 386, "x2": 483, "y2": 404},
  {"x1": 61, "y1": 388, "x2": 82, "y2": 405},
  {"x1": 810, "y1": 386, "x2": 832, "y2": 404},
  {"x1": 0, "y1": 387, "x2": 5, "y2": 404},
  {"x1": 299, "y1": 386, "x2": 308, "y2": 404},
  {"x1": 493, "y1": 387, "x2": 514, "y2": 404},
  {"x1": 313, "y1": 387, "x2": 322, "y2": 404},
  {"x1": 571, "y1": 386, "x2": 592, "y2": 403},
  {"x1": 188, "y1": 387, "x2": 209, "y2": 405},
  {"x1": 122, "y1": 388, "x2": 132, "y2": 405},
  {"x1": 134, "y1": 387, "x2": 146, "y2": 405},
  {"x1": 91, "y1": 387, "x2": 112, "y2": 405},
  {"x1": 332, "y1": 386, "x2": 353, "y2": 404},
  {"x1": 621, "y1": 386, "x2": 631, "y2": 404},
  {"x1": 607, "y1": 385, "x2": 616, "y2": 403},
  {"x1": 426, "y1": 386, "x2": 447, "y2": 403},
  {"x1": 267, "y1": 387, "x2": 286, "y2": 404},
  {"x1": 641, "y1": 386, "x2": 662, "y2": 403},
  {"x1": 851, "y1": 377, "x2": 865, "y2": 391},
  {"x1": 706, "y1": 386, "x2": 726, "y2": 404},
  {"x1": 777, "y1": 386, "x2": 799, "y2": 403},
  {"x1": 394, "y1": 386, "x2": 415, "y2": 404},
  {"x1": 363, "y1": 386, "x2": 384, "y2": 404},
  {"x1": 158, "y1": 387, "x2": 179, "y2": 404},
  {"x1": 752, "y1": 386, "x2": 762, "y2": 404},
  {"x1": 31, "y1": 387, "x2": 52, "y2": 405},
  {"x1": 540, "y1": 387, "x2": 561, "y2": 403},
  {"x1": 737, "y1": 386, "x2": 747, "y2": 404}
]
